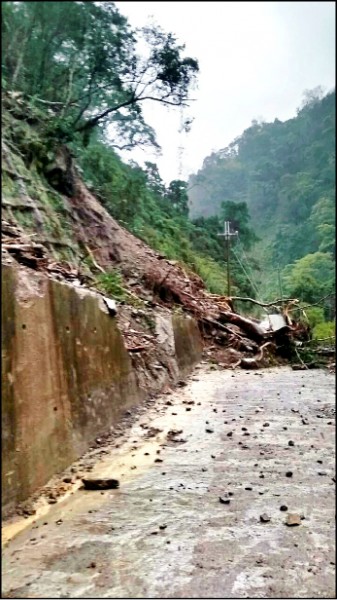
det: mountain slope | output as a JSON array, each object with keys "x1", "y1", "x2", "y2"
[{"x1": 188, "y1": 90, "x2": 335, "y2": 271}]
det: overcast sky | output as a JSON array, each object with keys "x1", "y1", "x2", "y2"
[{"x1": 115, "y1": 1, "x2": 335, "y2": 184}]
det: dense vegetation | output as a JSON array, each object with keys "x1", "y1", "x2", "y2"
[
  {"x1": 2, "y1": 1, "x2": 198, "y2": 146},
  {"x1": 2, "y1": 2, "x2": 335, "y2": 335},
  {"x1": 188, "y1": 89, "x2": 335, "y2": 331},
  {"x1": 2, "y1": 0, "x2": 245, "y2": 296}
]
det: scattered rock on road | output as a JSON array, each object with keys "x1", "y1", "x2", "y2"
[
  {"x1": 82, "y1": 477, "x2": 120, "y2": 490},
  {"x1": 219, "y1": 496, "x2": 231, "y2": 505},
  {"x1": 260, "y1": 513, "x2": 271, "y2": 523},
  {"x1": 285, "y1": 513, "x2": 302, "y2": 526}
]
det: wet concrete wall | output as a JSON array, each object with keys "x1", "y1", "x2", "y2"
[
  {"x1": 173, "y1": 313, "x2": 203, "y2": 375},
  {"x1": 2, "y1": 266, "x2": 203, "y2": 515},
  {"x1": 2, "y1": 265, "x2": 139, "y2": 515}
]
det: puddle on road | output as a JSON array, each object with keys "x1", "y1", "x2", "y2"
[{"x1": 2, "y1": 489, "x2": 75, "y2": 546}]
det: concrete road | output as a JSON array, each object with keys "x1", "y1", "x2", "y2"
[{"x1": 2, "y1": 366, "x2": 335, "y2": 598}]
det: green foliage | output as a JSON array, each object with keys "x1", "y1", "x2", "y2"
[
  {"x1": 96, "y1": 271, "x2": 127, "y2": 301},
  {"x1": 189, "y1": 215, "x2": 223, "y2": 261},
  {"x1": 283, "y1": 252, "x2": 335, "y2": 305},
  {"x1": 165, "y1": 180, "x2": 189, "y2": 216},
  {"x1": 1, "y1": 0, "x2": 257, "y2": 300},
  {"x1": 309, "y1": 196, "x2": 335, "y2": 256},
  {"x1": 304, "y1": 306, "x2": 325, "y2": 329},
  {"x1": 189, "y1": 90, "x2": 335, "y2": 253},
  {"x1": 188, "y1": 89, "x2": 335, "y2": 315},
  {"x1": 220, "y1": 201, "x2": 259, "y2": 250},
  {"x1": 74, "y1": 137, "x2": 253, "y2": 296},
  {"x1": 14, "y1": 210, "x2": 35, "y2": 229},
  {"x1": 2, "y1": 1, "x2": 198, "y2": 147},
  {"x1": 95, "y1": 271, "x2": 143, "y2": 307},
  {"x1": 4, "y1": 1, "x2": 334, "y2": 317},
  {"x1": 313, "y1": 320, "x2": 335, "y2": 340},
  {"x1": 192, "y1": 256, "x2": 233, "y2": 295}
]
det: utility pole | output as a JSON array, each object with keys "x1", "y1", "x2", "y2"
[{"x1": 218, "y1": 221, "x2": 238, "y2": 297}]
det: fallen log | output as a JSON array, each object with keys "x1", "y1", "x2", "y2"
[
  {"x1": 201, "y1": 316, "x2": 243, "y2": 338},
  {"x1": 219, "y1": 311, "x2": 267, "y2": 343},
  {"x1": 232, "y1": 342, "x2": 276, "y2": 369}
]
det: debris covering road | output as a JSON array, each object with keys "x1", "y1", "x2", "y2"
[{"x1": 2, "y1": 366, "x2": 335, "y2": 599}]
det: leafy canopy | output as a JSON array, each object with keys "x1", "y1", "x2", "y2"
[{"x1": 2, "y1": 1, "x2": 199, "y2": 148}]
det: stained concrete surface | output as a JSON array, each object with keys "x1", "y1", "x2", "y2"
[
  {"x1": 1, "y1": 264, "x2": 139, "y2": 512},
  {"x1": 2, "y1": 264, "x2": 202, "y2": 514},
  {"x1": 2, "y1": 366, "x2": 335, "y2": 599}
]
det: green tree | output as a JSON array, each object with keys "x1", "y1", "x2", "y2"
[
  {"x1": 310, "y1": 196, "x2": 335, "y2": 256},
  {"x1": 220, "y1": 201, "x2": 259, "y2": 250},
  {"x1": 166, "y1": 180, "x2": 189, "y2": 216},
  {"x1": 2, "y1": 1, "x2": 199, "y2": 148},
  {"x1": 283, "y1": 252, "x2": 335, "y2": 305}
]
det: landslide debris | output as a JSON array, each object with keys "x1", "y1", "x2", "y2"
[{"x1": 2, "y1": 94, "x2": 320, "y2": 369}]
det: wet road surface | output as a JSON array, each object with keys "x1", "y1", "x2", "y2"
[{"x1": 2, "y1": 366, "x2": 336, "y2": 598}]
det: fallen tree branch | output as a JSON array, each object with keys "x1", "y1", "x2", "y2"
[
  {"x1": 232, "y1": 341, "x2": 276, "y2": 369},
  {"x1": 304, "y1": 336, "x2": 336, "y2": 344},
  {"x1": 288, "y1": 293, "x2": 336, "y2": 312},
  {"x1": 123, "y1": 331, "x2": 155, "y2": 340},
  {"x1": 84, "y1": 244, "x2": 105, "y2": 273},
  {"x1": 201, "y1": 317, "x2": 243, "y2": 339},
  {"x1": 230, "y1": 296, "x2": 298, "y2": 308},
  {"x1": 294, "y1": 347, "x2": 309, "y2": 370},
  {"x1": 158, "y1": 267, "x2": 174, "y2": 288}
]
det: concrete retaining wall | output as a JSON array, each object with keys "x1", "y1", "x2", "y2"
[
  {"x1": 2, "y1": 265, "x2": 202, "y2": 515},
  {"x1": 173, "y1": 313, "x2": 203, "y2": 375}
]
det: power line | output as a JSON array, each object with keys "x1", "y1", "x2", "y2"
[
  {"x1": 231, "y1": 245, "x2": 261, "y2": 300},
  {"x1": 235, "y1": 236, "x2": 286, "y2": 304},
  {"x1": 236, "y1": 238, "x2": 259, "y2": 287},
  {"x1": 177, "y1": 105, "x2": 185, "y2": 179},
  {"x1": 234, "y1": 237, "x2": 263, "y2": 299},
  {"x1": 216, "y1": 220, "x2": 281, "y2": 309}
]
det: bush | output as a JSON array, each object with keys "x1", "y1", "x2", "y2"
[
  {"x1": 313, "y1": 320, "x2": 335, "y2": 341},
  {"x1": 96, "y1": 271, "x2": 127, "y2": 301},
  {"x1": 305, "y1": 306, "x2": 325, "y2": 328}
]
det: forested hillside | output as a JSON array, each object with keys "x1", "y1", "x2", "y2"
[
  {"x1": 2, "y1": 1, "x2": 335, "y2": 335},
  {"x1": 2, "y1": 1, "x2": 236, "y2": 296},
  {"x1": 188, "y1": 90, "x2": 335, "y2": 326}
]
